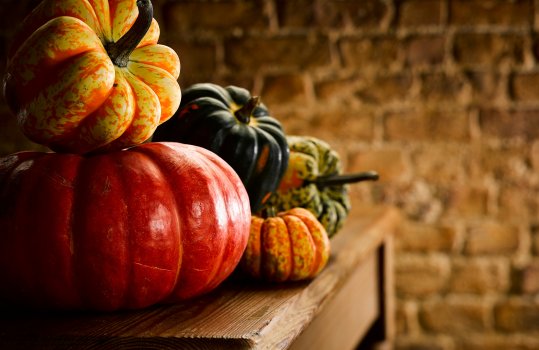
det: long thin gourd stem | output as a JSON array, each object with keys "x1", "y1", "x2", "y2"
[{"x1": 311, "y1": 171, "x2": 379, "y2": 188}]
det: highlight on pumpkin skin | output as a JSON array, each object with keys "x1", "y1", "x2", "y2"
[
  {"x1": 0, "y1": 142, "x2": 251, "y2": 311},
  {"x1": 240, "y1": 207, "x2": 331, "y2": 283},
  {"x1": 3, "y1": 0, "x2": 181, "y2": 154}
]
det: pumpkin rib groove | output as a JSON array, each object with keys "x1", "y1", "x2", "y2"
[
  {"x1": 61, "y1": 154, "x2": 84, "y2": 309},
  {"x1": 243, "y1": 127, "x2": 285, "y2": 208},
  {"x1": 69, "y1": 73, "x2": 135, "y2": 153},
  {"x1": 215, "y1": 125, "x2": 258, "y2": 183},
  {"x1": 131, "y1": 145, "x2": 184, "y2": 294},
  {"x1": 130, "y1": 44, "x2": 181, "y2": 79},
  {"x1": 117, "y1": 149, "x2": 184, "y2": 308},
  {"x1": 282, "y1": 215, "x2": 315, "y2": 281},
  {"x1": 190, "y1": 156, "x2": 230, "y2": 294},
  {"x1": 193, "y1": 146, "x2": 250, "y2": 293},
  {"x1": 137, "y1": 143, "x2": 230, "y2": 300},
  {"x1": 32, "y1": 154, "x2": 81, "y2": 308},
  {"x1": 181, "y1": 84, "x2": 230, "y2": 106},
  {"x1": 72, "y1": 154, "x2": 131, "y2": 310},
  {"x1": 0, "y1": 155, "x2": 44, "y2": 306}
]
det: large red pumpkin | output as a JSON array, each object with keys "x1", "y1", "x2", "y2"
[{"x1": 0, "y1": 142, "x2": 250, "y2": 311}]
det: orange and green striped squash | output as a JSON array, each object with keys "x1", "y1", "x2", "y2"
[
  {"x1": 240, "y1": 208, "x2": 330, "y2": 283},
  {"x1": 263, "y1": 136, "x2": 379, "y2": 237},
  {"x1": 3, "y1": 0, "x2": 181, "y2": 154}
]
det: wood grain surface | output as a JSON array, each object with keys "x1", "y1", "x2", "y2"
[{"x1": 0, "y1": 205, "x2": 400, "y2": 350}]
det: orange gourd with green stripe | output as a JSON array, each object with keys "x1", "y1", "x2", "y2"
[
  {"x1": 240, "y1": 208, "x2": 330, "y2": 282},
  {"x1": 3, "y1": 0, "x2": 181, "y2": 154}
]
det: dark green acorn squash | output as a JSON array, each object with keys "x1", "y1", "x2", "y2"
[{"x1": 153, "y1": 83, "x2": 289, "y2": 212}]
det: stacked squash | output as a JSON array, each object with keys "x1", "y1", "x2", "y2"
[
  {"x1": 1, "y1": 0, "x2": 379, "y2": 311},
  {"x1": 0, "y1": 0, "x2": 251, "y2": 311},
  {"x1": 153, "y1": 83, "x2": 379, "y2": 282}
]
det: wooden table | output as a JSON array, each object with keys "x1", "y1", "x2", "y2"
[{"x1": 0, "y1": 206, "x2": 400, "y2": 350}]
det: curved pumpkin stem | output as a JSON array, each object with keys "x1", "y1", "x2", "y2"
[
  {"x1": 106, "y1": 0, "x2": 153, "y2": 67},
  {"x1": 312, "y1": 171, "x2": 379, "y2": 188},
  {"x1": 235, "y1": 96, "x2": 260, "y2": 124}
]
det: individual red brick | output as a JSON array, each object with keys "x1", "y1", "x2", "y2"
[
  {"x1": 495, "y1": 298, "x2": 539, "y2": 331},
  {"x1": 510, "y1": 71, "x2": 539, "y2": 103},
  {"x1": 464, "y1": 70, "x2": 507, "y2": 105},
  {"x1": 464, "y1": 220, "x2": 520, "y2": 255},
  {"x1": 411, "y1": 144, "x2": 471, "y2": 183},
  {"x1": 395, "y1": 220, "x2": 460, "y2": 253},
  {"x1": 397, "y1": 0, "x2": 444, "y2": 28},
  {"x1": 355, "y1": 73, "x2": 413, "y2": 105},
  {"x1": 531, "y1": 140, "x2": 539, "y2": 173},
  {"x1": 396, "y1": 301, "x2": 420, "y2": 336},
  {"x1": 314, "y1": 75, "x2": 359, "y2": 103},
  {"x1": 404, "y1": 35, "x2": 446, "y2": 66},
  {"x1": 453, "y1": 33, "x2": 525, "y2": 66},
  {"x1": 163, "y1": 0, "x2": 269, "y2": 33},
  {"x1": 336, "y1": 0, "x2": 390, "y2": 28},
  {"x1": 449, "y1": 258, "x2": 510, "y2": 294},
  {"x1": 459, "y1": 334, "x2": 539, "y2": 350},
  {"x1": 386, "y1": 180, "x2": 444, "y2": 222},
  {"x1": 276, "y1": 0, "x2": 389, "y2": 29},
  {"x1": 395, "y1": 336, "x2": 453, "y2": 350},
  {"x1": 348, "y1": 148, "x2": 411, "y2": 183},
  {"x1": 498, "y1": 184, "x2": 537, "y2": 222},
  {"x1": 450, "y1": 0, "x2": 532, "y2": 27},
  {"x1": 442, "y1": 185, "x2": 490, "y2": 220},
  {"x1": 396, "y1": 254, "x2": 450, "y2": 297},
  {"x1": 533, "y1": 225, "x2": 539, "y2": 256},
  {"x1": 261, "y1": 73, "x2": 308, "y2": 106},
  {"x1": 512, "y1": 260, "x2": 539, "y2": 294},
  {"x1": 420, "y1": 71, "x2": 471, "y2": 105},
  {"x1": 339, "y1": 35, "x2": 401, "y2": 70},
  {"x1": 305, "y1": 108, "x2": 375, "y2": 143},
  {"x1": 385, "y1": 109, "x2": 470, "y2": 142},
  {"x1": 479, "y1": 143, "x2": 531, "y2": 183},
  {"x1": 479, "y1": 109, "x2": 539, "y2": 140},
  {"x1": 268, "y1": 109, "x2": 312, "y2": 137},
  {"x1": 419, "y1": 297, "x2": 490, "y2": 332},
  {"x1": 225, "y1": 34, "x2": 331, "y2": 71}
]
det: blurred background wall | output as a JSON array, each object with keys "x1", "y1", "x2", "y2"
[{"x1": 2, "y1": 1, "x2": 539, "y2": 349}]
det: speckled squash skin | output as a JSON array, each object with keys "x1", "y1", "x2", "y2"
[
  {"x1": 241, "y1": 208, "x2": 330, "y2": 283},
  {"x1": 264, "y1": 136, "x2": 378, "y2": 237},
  {"x1": 3, "y1": 0, "x2": 181, "y2": 154},
  {"x1": 263, "y1": 136, "x2": 351, "y2": 237}
]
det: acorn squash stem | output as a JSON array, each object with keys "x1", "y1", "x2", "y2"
[
  {"x1": 234, "y1": 96, "x2": 260, "y2": 124},
  {"x1": 312, "y1": 171, "x2": 379, "y2": 188},
  {"x1": 106, "y1": 0, "x2": 153, "y2": 67}
]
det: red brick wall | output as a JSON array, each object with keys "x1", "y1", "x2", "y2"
[{"x1": 2, "y1": 1, "x2": 539, "y2": 349}]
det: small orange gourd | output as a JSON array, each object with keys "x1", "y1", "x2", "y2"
[{"x1": 240, "y1": 208, "x2": 330, "y2": 283}]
